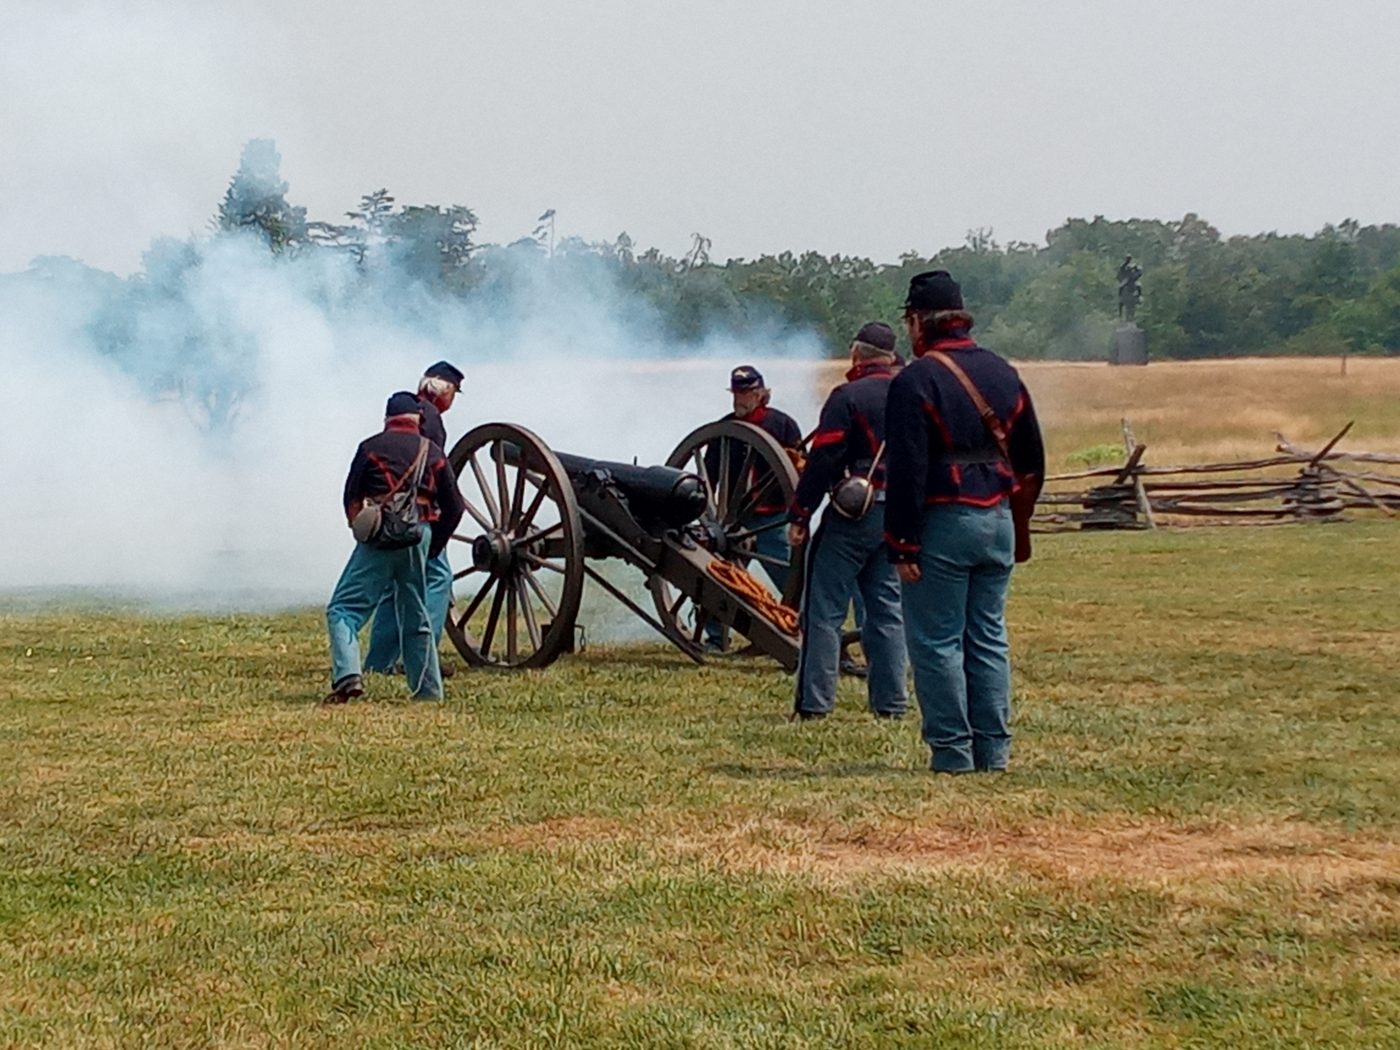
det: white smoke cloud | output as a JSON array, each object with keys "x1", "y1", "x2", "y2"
[{"x1": 0, "y1": 233, "x2": 826, "y2": 612}]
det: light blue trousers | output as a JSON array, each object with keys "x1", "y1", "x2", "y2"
[
  {"x1": 365, "y1": 549, "x2": 453, "y2": 672},
  {"x1": 793, "y1": 505, "x2": 907, "y2": 717},
  {"x1": 326, "y1": 532, "x2": 442, "y2": 699},
  {"x1": 900, "y1": 503, "x2": 1014, "y2": 771}
]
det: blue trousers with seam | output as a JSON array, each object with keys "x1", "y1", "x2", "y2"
[
  {"x1": 900, "y1": 503, "x2": 1014, "y2": 771},
  {"x1": 326, "y1": 531, "x2": 442, "y2": 699},
  {"x1": 793, "y1": 505, "x2": 907, "y2": 717},
  {"x1": 364, "y1": 549, "x2": 452, "y2": 673}
]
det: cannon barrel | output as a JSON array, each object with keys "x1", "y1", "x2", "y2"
[
  {"x1": 554, "y1": 451, "x2": 708, "y2": 530},
  {"x1": 504, "y1": 444, "x2": 708, "y2": 529}
]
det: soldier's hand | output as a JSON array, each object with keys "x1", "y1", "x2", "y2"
[
  {"x1": 896, "y1": 562, "x2": 921, "y2": 584},
  {"x1": 787, "y1": 523, "x2": 808, "y2": 547}
]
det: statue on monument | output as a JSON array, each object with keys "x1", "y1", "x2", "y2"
[
  {"x1": 1110, "y1": 255, "x2": 1148, "y2": 365},
  {"x1": 1117, "y1": 255, "x2": 1143, "y2": 323}
]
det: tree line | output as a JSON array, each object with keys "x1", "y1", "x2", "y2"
[{"x1": 22, "y1": 139, "x2": 1400, "y2": 370}]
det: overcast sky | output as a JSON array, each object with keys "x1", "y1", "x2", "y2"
[{"x1": 3, "y1": 0, "x2": 1398, "y2": 275}]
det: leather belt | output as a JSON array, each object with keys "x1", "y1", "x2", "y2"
[{"x1": 941, "y1": 449, "x2": 1004, "y2": 466}]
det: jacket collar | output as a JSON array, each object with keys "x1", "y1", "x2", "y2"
[
  {"x1": 917, "y1": 331, "x2": 977, "y2": 355},
  {"x1": 845, "y1": 360, "x2": 899, "y2": 382}
]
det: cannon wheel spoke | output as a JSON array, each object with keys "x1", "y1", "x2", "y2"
[
  {"x1": 728, "y1": 518, "x2": 789, "y2": 543},
  {"x1": 457, "y1": 574, "x2": 498, "y2": 632},
  {"x1": 691, "y1": 449, "x2": 717, "y2": 514},
  {"x1": 514, "y1": 522, "x2": 563, "y2": 548},
  {"x1": 459, "y1": 496, "x2": 494, "y2": 532},
  {"x1": 507, "y1": 445, "x2": 530, "y2": 530},
  {"x1": 513, "y1": 473, "x2": 552, "y2": 535},
  {"x1": 467, "y1": 452, "x2": 502, "y2": 527},
  {"x1": 493, "y1": 439, "x2": 512, "y2": 529},
  {"x1": 517, "y1": 578, "x2": 542, "y2": 651},
  {"x1": 524, "y1": 568, "x2": 560, "y2": 621},
  {"x1": 479, "y1": 579, "x2": 507, "y2": 659}
]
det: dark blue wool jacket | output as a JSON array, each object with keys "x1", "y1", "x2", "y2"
[
  {"x1": 342, "y1": 419, "x2": 466, "y2": 557},
  {"x1": 789, "y1": 360, "x2": 899, "y2": 524},
  {"x1": 884, "y1": 335, "x2": 1044, "y2": 563}
]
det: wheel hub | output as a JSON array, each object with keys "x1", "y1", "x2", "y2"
[{"x1": 472, "y1": 531, "x2": 516, "y2": 574}]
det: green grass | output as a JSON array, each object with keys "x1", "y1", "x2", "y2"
[{"x1": 2, "y1": 523, "x2": 1398, "y2": 1048}]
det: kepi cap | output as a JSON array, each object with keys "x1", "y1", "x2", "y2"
[
  {"x1": 728, "y1": 365, "x2": 765, "y2": 392},
  {"x1": 385, "y1": 390, "x2": 425, "y2": 418},
  {"x1": 423, "y1": 360, "x2": 464, "y2": 390},
  {"x1": 903, "y1": 270, "x2": 964, "y2": 312},
  {"x1": 853, "y1": 321, "x2": 897, "y2": 354}
]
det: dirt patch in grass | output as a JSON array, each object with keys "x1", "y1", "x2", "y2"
[{"x1": 674, "y1": 817, "x2": 1400, "y2": 886}]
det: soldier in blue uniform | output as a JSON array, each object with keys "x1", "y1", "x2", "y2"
[
  {"x1": 788, "y1": 323, "x2": 908, "y2": 721},
  {"x1": 703, "y1": 366, "x2": 803, "y2": 652},
  {"x1": 364, "y1": 361, "x2": 464, "y2": 675},
  {"x1": 325, "y1": 392, "x2": 466, "y2": 703},
  {"x1": 884, "y1": 272, "x2": 1045, "y2": 771}
]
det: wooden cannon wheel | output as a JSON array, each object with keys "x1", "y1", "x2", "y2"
[
  {"x1": 444, "y1": 423, "x2": 585, "y2": 669},
  {"x1": 649, "y1": 420, "x2": 801, "y2": 651}
]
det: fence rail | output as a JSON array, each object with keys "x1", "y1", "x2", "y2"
[{"x1": 1034, "y1": 421, "x2": 1400, "y2": 531}]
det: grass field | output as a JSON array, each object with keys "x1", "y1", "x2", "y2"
[
  {"x1": 3, "y1": 519, "x2": 1398, "y2": 1048},
  {"x1": 3, "y1": 358, "x2": 1399, "y2": 1047}
]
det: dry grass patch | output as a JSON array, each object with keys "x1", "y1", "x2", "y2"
[
  {"x1": 672, "y1": 816, "x2": 1400, "y2": 885},
  {"x1": 813, "y1": 357, "x2": 1400, "y2": 473}
]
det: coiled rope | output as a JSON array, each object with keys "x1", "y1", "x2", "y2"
[{"x1": 706, "y1": 560, "x2": 800, "y2": 636}]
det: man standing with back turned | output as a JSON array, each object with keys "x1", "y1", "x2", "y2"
[
  {"x1": 325, "y1": 392, "x2": 465, "y2": 703},
  {"x1": 788, "y1": 322, "x2": 907, "y2": 721},
  {"x1": 885, "y1": 271, "x2": 1044, "y2": 772},
  {"x1": 364, "y1": 361, "x2": 464, "y2": 675}
]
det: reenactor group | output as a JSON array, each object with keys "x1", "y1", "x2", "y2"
[{"x1": 324, "y1": 270, "x2": 1044, "y2": 774}]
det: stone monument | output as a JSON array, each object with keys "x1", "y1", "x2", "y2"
[{"x1": 1110, "y1": 255, "x2": 1148, "y2": 365}]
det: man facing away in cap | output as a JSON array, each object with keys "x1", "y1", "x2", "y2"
[
  {"x1": 325, "y1": 391, "x2": 465, "y2": 703},
  {"x1": 788, "y1": 323, "x2": 909, "y2": 721},
  {"x1": 702, "y1": 365, "x2": 804, "y2": 652},
  {"x1": 884, "y1": 271, "x2": 1044, "y2": 772},
  {"x1": 364, "y1": 361, "x2": 464, "y2": 676}
]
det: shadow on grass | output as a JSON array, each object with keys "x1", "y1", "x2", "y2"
[
  {"x1": 704, "y1": 761, "x2": 909, "y2": 780},
  {"x1": 578, "y1": 649, "x2": 785, "y2": 677}
]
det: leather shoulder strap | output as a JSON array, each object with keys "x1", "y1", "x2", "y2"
[
  {"x1": 928, "y1": 351, "x2": 1011, "y2": 461},
  {"x1": 386, "y1": 438, "x2": 430, "y2": 498}
]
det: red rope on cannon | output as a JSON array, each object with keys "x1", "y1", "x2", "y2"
[{"x1": 706, "y1": 561, "x2": 800, "y2": 637}]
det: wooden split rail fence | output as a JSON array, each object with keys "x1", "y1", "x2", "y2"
[{"x1": 1035, "y1": 421, "x2": 1400, "y2": 531}]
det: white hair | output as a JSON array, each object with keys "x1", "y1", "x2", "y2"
[
  {"x1": 417, "y1": 375, "x2": 455, "y2": 400},
  {"x1": 851, "y1": 340, "x2": 896, "y2": 361}
]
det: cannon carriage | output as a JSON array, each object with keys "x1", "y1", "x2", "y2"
[{"x1": 441, "y1": 420, "x2": 806, "y2": 671}]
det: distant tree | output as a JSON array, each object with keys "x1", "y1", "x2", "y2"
[
  {"x1": 683, "y1": 233, "x2": 712, "y2": 271},
  {"x1": 348, "y1": 188, "x2": 396, "y2": 234},
  {"x1": 384, "y1": 204, "x2": 479, "y2": 285},
  {"x1": 533, "y1": 209, "x2": 556, "y2": 256},
  {"x1": 215, "y1": 139, "x2": 307, "y2": 252}
]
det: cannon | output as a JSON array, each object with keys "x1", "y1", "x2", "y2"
[{"x1": 441, "y1": 420, "x2": 804, "y2": 671}]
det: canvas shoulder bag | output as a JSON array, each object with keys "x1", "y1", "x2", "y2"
[{"x1": 350, "y1": 438, "x2": 430, "y2": 550}]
